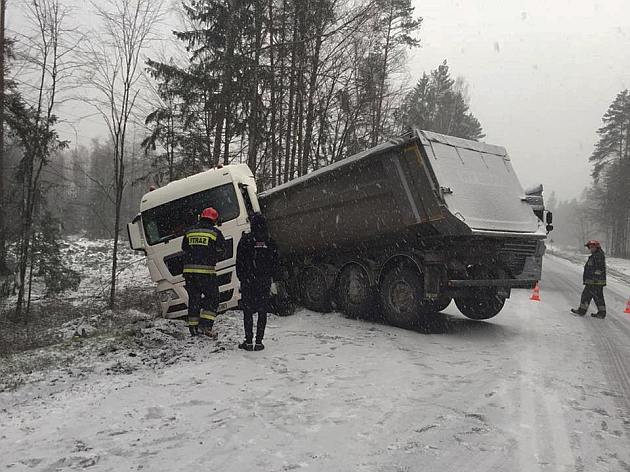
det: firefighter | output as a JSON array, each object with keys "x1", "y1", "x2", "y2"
[
  {"x1": 236, "y1": 213, "x2": 279, "y2": 351},
  {"x1": 181, "y1": 207, "x2": 226, "y2": 336},
  {"x1": 571, "y1": 240, "x2": 607, "y2": 319}
]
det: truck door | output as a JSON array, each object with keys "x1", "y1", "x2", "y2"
[{"x1": 238, "y1": 183, "x2": 261, "y2": 217}]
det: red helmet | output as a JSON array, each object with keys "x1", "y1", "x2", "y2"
[
  {"x1": 585, "y1": 240, "x2": 600, "y2": 248},
  {"x1": 200, "y1": 207, "x2": 219, "y2": 221}
]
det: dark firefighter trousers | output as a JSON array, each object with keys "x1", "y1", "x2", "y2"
[
  {"x1": 243, "y1": 308, "x2": 267, "y2": 344},
  {"x1": 184, "y1": 273, "x2": 219, "y2": 329},
  {"x1": 241, "y1": 283, "x2": 270, "y2": 344},
  {"x1": 579, "y1": 284, "x2": 606, "y2": 314}
]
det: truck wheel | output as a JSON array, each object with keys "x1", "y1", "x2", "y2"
[
  {"x1": 455, "y1": 292, "x2": 505, "y2": 320},
  {"x1": 300, "y1": 266, "x2": 332, "y2": 313},
  {"x1": 423, "y1": 295, "x2": 452, "y2": 313},
  {"x1": 337, "y1": 264, "x2": 373, "y2": 319},
  {"x1": 271, "y1": 282, "x2": 296, "y2": 317},
  {"x1": 379, "y1": 266, "x2": 424, "y2": 328}
]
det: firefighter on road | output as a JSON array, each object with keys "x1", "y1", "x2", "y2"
[
  {"x1": 182, "y1": 207, "x2": 226, "y2": 336},
  {"x1": 571, "y1": 240, "x2": 607, "y2": 319},
  {"x1": 236, "y1": 213, "x2": 279, "y2": 351}
]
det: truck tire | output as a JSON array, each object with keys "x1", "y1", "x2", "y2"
[
  {"x1": 455, "y1": 293, "x2": 505, "y2": 320},
  {"x1": 423, "y1": 295, "x2": 452, "y2": 313},
  {"x1": 271, "y1": 282, "x2": 296, "y2": 317},
  {"x1": 336, "y1": 263, "x2": 374, "y2": 319},
  {"x1": 379, "y1": 265, "x2": 424, "y2": 328},
  {"x1": 300, "y1": 266, "x2": 332, "y2": 313}
]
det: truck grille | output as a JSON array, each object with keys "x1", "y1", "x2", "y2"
[
  {"x1": 499, "y1": 239, "x2": 539, "y2": 275},
  {"x1": 164, "y1": 238, "x2": 233, "y2": 276}
]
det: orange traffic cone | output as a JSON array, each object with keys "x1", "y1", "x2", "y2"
[
  {"x1": 624, "y1": 299, "x2": 630, "y2": 314},
  {"x1": 530, "y1": 283, "x2": 541, "y2": 302}
]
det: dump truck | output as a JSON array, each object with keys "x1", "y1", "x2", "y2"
[
  {"x1": 259, "y1": 129, "x2": 552, "y2": 326},
  {"x1": 128, "y1": 129, "x2": 551, "y2": 326}
]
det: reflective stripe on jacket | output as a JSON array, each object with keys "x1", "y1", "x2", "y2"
[{"x1": 181, "y1": 221, "x2": 226, "y2": 275}]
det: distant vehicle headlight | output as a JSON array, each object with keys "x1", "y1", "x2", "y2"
[{"x1": 158, "y1": 289, "x2": 178, "y2": 303}]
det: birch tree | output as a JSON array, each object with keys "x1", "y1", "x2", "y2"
[{"x1": 83, "y1": 0, "x2": 164, "y2": 307}]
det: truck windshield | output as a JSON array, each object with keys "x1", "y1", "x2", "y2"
[{"x1": 142, "y1": 183, "x2": 240, "y2": 246}]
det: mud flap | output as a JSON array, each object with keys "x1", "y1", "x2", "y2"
[{"x1": 424, "y1": 265, "x2": 444, "y2": 300}]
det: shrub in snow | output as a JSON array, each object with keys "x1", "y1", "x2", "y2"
[{"x1": 32, "y1": 213, "x2": 82, "y2": 295}]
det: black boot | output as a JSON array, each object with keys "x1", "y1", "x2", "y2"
[
  {"x1": 199, "y1": 324, "x2": 217, "y2": 338},
  {"x1": 570, "y1": 308, "x2": 586, "y2": 316},
  {"x1": 254, "y1": 342, "x2": 265, "y2": 351},
  {"x1": 238, "y1": 340, "x2": 254, "y2": 351},
  {"x1": 591, "y1": 312, "x2": 606, "y2": 319}
]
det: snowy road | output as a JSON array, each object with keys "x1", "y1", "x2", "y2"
[{"x1": 2, "y1": 255, "x2": 630, "y2": 471}]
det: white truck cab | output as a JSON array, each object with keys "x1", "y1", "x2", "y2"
[{"x1": 127, "y1": 164, "x2": 260, "y2": 318}]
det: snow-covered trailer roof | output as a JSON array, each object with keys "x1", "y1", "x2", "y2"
[{"x1": 416, "y1": 130, "x2": 541, "y2": 234}]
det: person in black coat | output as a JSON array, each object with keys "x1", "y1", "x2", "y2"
[
  {"x1": 571, "y1": 239, "x2": 607, "y2": 319},
  {"x1": 236, "y1": 213, "x2": 279, "y2": 351}
]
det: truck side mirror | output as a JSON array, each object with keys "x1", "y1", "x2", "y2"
[
  {"x1": 546, "y1": 211, "x2": 553, "y2": 225},
  {"x1": 246, "y1": 184, "x2": 261, "y2": 213},
  {"x1": 127, "y1": 214, "x2": 146, "y2": 254}
]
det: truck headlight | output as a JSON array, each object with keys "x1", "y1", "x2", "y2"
[{"x1": 158, "y1": 289, "x2": 178, "y2": 303}]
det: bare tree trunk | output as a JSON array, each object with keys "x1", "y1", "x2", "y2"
[
  {"x1": 283, "y1": 6, "x2": 299, "y2": 182},
  {"x1": 247, "y1": 0, "x2": 264, "y2": 173},
  {"x1": 267, "y1": 0, "x2": 277, "y2": 186},
  {"x1": 301, "y1": 31, "x2": 323, "y2": 175},
  {"x1": 0, "y1": 0, "x2": 6, "y2": 275},
  {"x1": 212, "y1": 105, "x2": 224, "y2": 166},
  {"x1": 168, "y1": 105, "x2": 175, "y2": 181},
  {"x1": 203, "y1": 91, "x2": 214, "y2": 167},
  {"x1": 315, "y1": 73, "x2": 341, "y2": 168},
  {"x1": 290, "y1": 90, "x2": 300, "y2": 179},
  {"x1": 295, "y1": 87, "x2": 304, "y2": 176},
  {"x1": 373, "y1": 1, "x2": 393, "y2": 147},
  {"x1": 276, "y1": 5, "x2": 285, "y2": 185},
  {"x1": 86, "y1": 0, "x2": 164, "y2": 307},
  {"x1": 16, "y1": 0, "x2": 66, "y2": 316},
  {"x1": 26, "y1": 232, "x2": 36, "y2": 314},
  {"x1": 221, "y1": 0, "x2": 240, "y2": 166},
  {"x1": 109, "y1": 133, "x2": 125, "y2": 307}
]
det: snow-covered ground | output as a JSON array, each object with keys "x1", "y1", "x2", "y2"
[
  {"x1": 2, "y1": 247, "x2": 630, "y2": 471},
  {"x1": 48, "y1": 236, "x2": 152, "y2": 305},
  {"x1": 0, "y1": 236, "x2": 151, "y2": 311}
]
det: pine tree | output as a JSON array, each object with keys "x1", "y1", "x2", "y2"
[
  {"x1": 31, "y1": 211, "x2": 81, "y2": 296},
  {"x1": 400, "y1": 61, "x2": 484, "y2": 141},
  {"x1": 589, "y1": 89, "x2": 630, "y2": 257},
  {"x1": 369, "y1": 0, "x2": 422, "y2": 146},
  {"x1": 146, "y1": 0, "x2": 423, "y2": 188}
]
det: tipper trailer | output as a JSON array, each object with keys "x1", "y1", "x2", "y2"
[{"x1": 259, "y1": 129, "x2": 552, "y2": 326}]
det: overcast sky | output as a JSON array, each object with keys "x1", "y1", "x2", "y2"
[
  {"x1": 8, "y1": 0, "x2": 630, "y2": 201},
  {"x1": 411, "y1": 0, "x2": 630, "y2": 200}
]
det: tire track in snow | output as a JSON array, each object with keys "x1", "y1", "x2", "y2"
[
  {"x1": 502, "y1": 296, "x2": 577, "y2": 472},
  {"x1": 544, "y1": 257, "x2": 630, "y2": 430}
]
